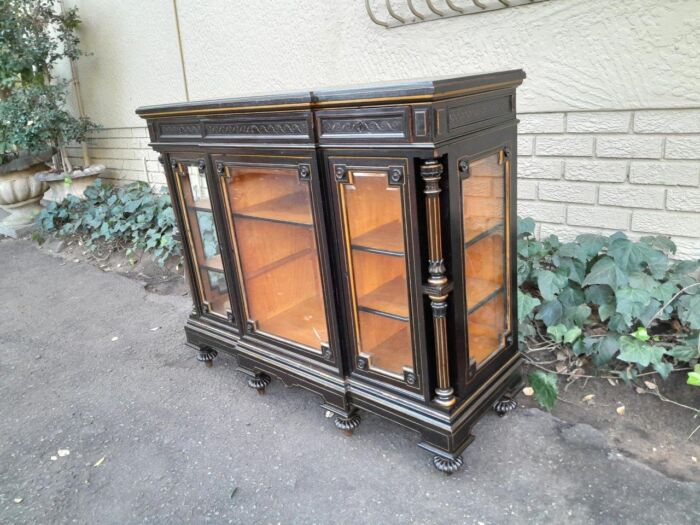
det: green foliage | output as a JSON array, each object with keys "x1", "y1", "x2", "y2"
[
  {"x1": 528, "y1": 371, "x2": 558, "y2": 411},
  {"x1": 518, "y1": 217, "x2": 700, "y2": 384},
  {"x1": 36, "y1": 179, "x2": 181, "y2": 266},
  {"x1": 0, "y1": 0, "x2": 97, "y2": 164},
  {"x1": 688, "y1": 365, "x2": 700, "y2": 387}
]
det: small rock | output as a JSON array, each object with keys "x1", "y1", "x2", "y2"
[
  {"x1": 13, "y1": 498, "x2": 22, "y2": 504},
  {"x1": 57, "y1": 449, "x2": 70, "y2": 457},
  {"x1": 50, "y1": 456, "x2": 57, "y2": 461},
  {"x1": 522, "y1": 387, "x2": 534, "y2": 397},
  {"x1": 616, "y1": 405, "x2": 625, "y2": 416}
]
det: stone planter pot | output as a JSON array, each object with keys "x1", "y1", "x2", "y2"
[
  {"x1": 0, "y1": 153, "x2": 51, "y2": 238},
  {"x1": 36, "y1": 164, "x2": 106, "y2": 202}
]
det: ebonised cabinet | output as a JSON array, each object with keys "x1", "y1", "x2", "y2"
[{"x1": 137, "y1": 70, "x2": 525, "y2": 473}]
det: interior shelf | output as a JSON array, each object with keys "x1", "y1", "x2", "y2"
[
  {"x1": 188, "y1": 199, "x2": 212, "y2": 212},
  {"x1": 233, "y1": 191, "x2": 313, "y2": 227},
  {"x1": 200, "y1": 254, "x2": 223, "y2": 272},
  {"x1": 464, "y1": 220, "x2": 503, "y2": 248},
  {"x1": 466, "y1": 277, "x2": 503, "y2": 313},
  {"x1": 246, "y1": 246, "x2": 313, "y2": 280},
  {"x1": 365, "y1": 325, "x2": 411, "y2": 375},
  {"x1": 358, "y1": 276, "x2": 409, "y2": 319},
  {"x1": 259, "y1": 295, "x2": 328, "y2": 350},
  {"x1": 468, "y1": 323, "x2": 504, "y2": 364},
  {"x1": 352, "y1": 220, "x2": 405, "y2": 255}
]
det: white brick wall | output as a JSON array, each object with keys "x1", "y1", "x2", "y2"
[
  {"x1": 73, "y1": 107, "x2": 700, "y2": 260},
  {"x1": 517, "y1": 107, "x2": 700, "y2": 259}
]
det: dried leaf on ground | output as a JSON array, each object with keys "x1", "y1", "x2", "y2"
[
  {"x1": 582, "y1": 394, "x2": 595, "y2": 402},
  {"x1": 94, "y1": 457, "x2": 105, "y2": 467},
  {"x1": 616, "y1": 405, "x2": 626, "y2": 416},
  {"x1": 644, "y1": 381, "x2": 657, "y2": 390}
]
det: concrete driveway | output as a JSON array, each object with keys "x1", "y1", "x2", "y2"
[{"x1": 1, "y1": 240, "x2": 698, "y2": 524}]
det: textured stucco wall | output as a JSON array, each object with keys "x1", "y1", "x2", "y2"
[{"x1": 61, "y1": 0, "x2": 700, "y2": 257}]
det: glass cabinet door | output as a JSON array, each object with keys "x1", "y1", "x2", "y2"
[
  {"x1": 335, "y1": 164, "x2": 415, "y2": 382},
  {"x1": 461, "y1": 150, "x2": 510, "y2": 369},
  {"x1": 172, "y1": 160, "x2": 232, "y2": 319},
  {"x1": 218, "y1": 161, "x2": 330, "y2": 354}
]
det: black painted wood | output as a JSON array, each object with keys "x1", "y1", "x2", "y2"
[{"x1": 137, "y1": 71, "x2": 525, "y2": 472}]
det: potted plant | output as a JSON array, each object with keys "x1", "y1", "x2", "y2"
[{"x1": 0, "y1": 0, "x2": 98, "y2": 237}]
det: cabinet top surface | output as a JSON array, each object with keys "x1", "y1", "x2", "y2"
[{"x1": 136, "y1": 70, "x2": 525, "y2": 119}]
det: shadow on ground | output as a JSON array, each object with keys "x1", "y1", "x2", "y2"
[{"x1": 1, "y1": 240, "x2": 698, "y2": 524}]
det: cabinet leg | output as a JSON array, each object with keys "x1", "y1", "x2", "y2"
[
  {"x1": 334, "y1": 412, "x2": 361, "y2": 436},
  {"x1": 196, "y1": 347, "x2": 218, "y2": 368},
  {"x1": 493, "y1": 396, "x2": 518, "y2": 417},
  {"x1": 247, "y1": 373, "x2": 271, "y2": 395},
  {"x1": 432, "y1": 454, "x2": 464, "y2": 475}
]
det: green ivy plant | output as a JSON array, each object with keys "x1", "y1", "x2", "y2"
[
  {"x1": 36, "y1": 179, "x2": 181, "y2": 266},
  {"x1": 517, "y1": 217, "x2": 700, "y2": 409}
]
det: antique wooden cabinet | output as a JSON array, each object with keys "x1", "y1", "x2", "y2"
[{"x1": 137, "y1": 70, "x2": 525, "y2": 473}]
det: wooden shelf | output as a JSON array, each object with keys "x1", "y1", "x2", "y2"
[
  {"x1": 466, "y1": 277, "x2": 502, "y2": 312},
  {"x1": 259, "y1": 295, "x2": 328, "y2": 350},
  {"x1": 464, "y1": 220, "x2": 503, "y2": 247},
  {"x1": 247, "y1": 247, "x2": 313, "y2": 280},
  {"x1": 234, "y1": 191, "x2": 312, "y2": 227},
  {"x1": 358, "y1": 277, "x2": 408, "y2": 319},
  {"x1": 200, "y1": 254, "x2": 223, "y2": 272},
  {"x1": 188, "y1": 199, "x2": 212, "y2": 211},
  {"x1": 366, "y1": 325, "x2": 411, "y2": 375},
  {"x1": 352, "y1": 220, "x2": 404, "y2": 255}
]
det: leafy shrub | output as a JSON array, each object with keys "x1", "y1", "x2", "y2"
[
  {"x1": 36, "y1": 179, "x2": 181, "y2": 265},
  {"x1": 517, "y1": 217, "x2": 699, "y2": 394}
]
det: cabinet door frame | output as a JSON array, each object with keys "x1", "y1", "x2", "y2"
[
  {"x1": 325, "y1": 151, "x2": 428, "y2": 399},
  {"x1": 211, "y1": 150, "x2": 342, "y2": 373},
  {"x1": 165, "y1": 151, "x2": 241, "y2": 329},
  {"x1": 446, "y1": 124, "x2": 518, "y2": 395}
]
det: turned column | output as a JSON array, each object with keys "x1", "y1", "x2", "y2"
[{"x1": 420, "y1": 159, "x2": 456, "y2": 408}]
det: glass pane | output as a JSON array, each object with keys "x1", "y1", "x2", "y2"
[
  {"x1": 341, "y1": 171, "x2": 413, "y2": 377},
  {"x1": 178, "y1": 163, "x2": 230, "y2": 318},
  {"x1": 462, "y1": 153, "x2": 508, "y2": 367},
  {"x1": 224, "y1": 166, "x2": 328, "y2": 351}
]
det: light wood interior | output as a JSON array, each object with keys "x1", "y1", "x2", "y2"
[
  {"x1": 468, "y1": 293, "x2": 506, "y2": 365},
  {"x1": 179, "y1": 166, "x2": 230, "y2": 318},
  {"x1": 342, "y1": 170, "x2": 413, "y2": 377},
  {"x1": 225, "y1": 166, "x2": 328, "y2": 350},
  {"x1": 462, "y1": 152, "x2": 508, "y2": 368},
  {"x1": 358, "y1": 311, "x2": 411, "y2": 376}
]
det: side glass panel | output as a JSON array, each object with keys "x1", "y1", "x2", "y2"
[
  {"x1": 340, "y1": 171, "x2": 413, "y2": 378},
  {"x1": 462, "y1": 152, "x2": 508, "y2": 367},
  {"x1": 222, "y1": 165, "x2": 329, "y2": 352},
  {"x1": 175, "y1": 162, "x2": 231, "y2": 318}
]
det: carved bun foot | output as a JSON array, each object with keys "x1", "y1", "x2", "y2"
[
  {"x1": 334, "y1": 413, "x2": 361, "y2": 436},
  {"x1": 493, "y1": 396, "x2": 518, "y2": 417},
  {"x1": 432, "y1": 454, "x2": 464, "y2": 475},
  {"x1": 247, "y1": 373, "x2": 271, "y2": 395},
  {"x1": 197, "y1": 347, "x2": 218, "y2": 368}
]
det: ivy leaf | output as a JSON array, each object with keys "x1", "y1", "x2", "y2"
[
  {"x1": 558, "y1": 257, "x2": 586, "y2": 284},
  {"x1": 688, "y1": 365, "x2": 700, "y2": 387},
  {"x1": 640, "y1": 235, "x2": 676, "y2": 255},
  {"x1": 563, "y1": 304, "x2": 592, "y2": 328},
  {"x1": 590, "y1": 335, "x2": 620, "y2": 367},
  {"x1": 537, "y1": 269, "x2": 568, "y2": 301},
  {"x1": 563, "y1": 327, "x2": 582, "y2": 344},
  {"x1": 536, "y1": 300, "x2": 563, "y2": 327},
  {"x1": 628, "y1": 272, "x2": 658, "y2": 291},
  {"x1": 631, "y1": 326, "x2": 650, "y2": 341},
  {"x1": 679, "y1": 296, "x2": 700, "y2": 329},
  {"x1": 558, "y1": 242, "x2": 589, "y2": 263},
  {"x1": 518, "y1": 217, "x2": 535, "y2": 238},
  {"x1": 585, "y1": 284, "x2": 614, "y2": 306},
  {"x1": 517, "y1": 291, "x2": 540, "y2": 323},
  {"x1": 615, "y1": 287, "x2": 652, "y2": 319},
  {"x1": 653, "y1": 360, "x2": 673, "y2": 380},
  {"x1": 582, "y1": 256, "x2": 628, "y2": 289},
  {"x1": 575, "y1": 233, "x2": 607, "y2": 258},
  {"x1": 608, "y1": 237, "x2": 668, "y2": 278},
  {"x1": 667, "y1": 345, "x2": 700, "y2": 361},
  {"x1": 599, "y1": 303, "x2": 615, "y2": 322},
  {"x1": 618, "y1": 336, "x2": 665, "y2": 368},
  {"x1": 558, "y1": 286, "x2": 585, "y2": 308},
  {"x1": 528, "y1": 371, "x2": 558, "y2": 411},
  {"x1": 547, "y1": 324, "x2": 568, "y2": 343}
]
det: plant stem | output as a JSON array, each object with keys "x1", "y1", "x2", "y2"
[{"x1": 645, "y1": 282, "x2": 700, "y2": 329}]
